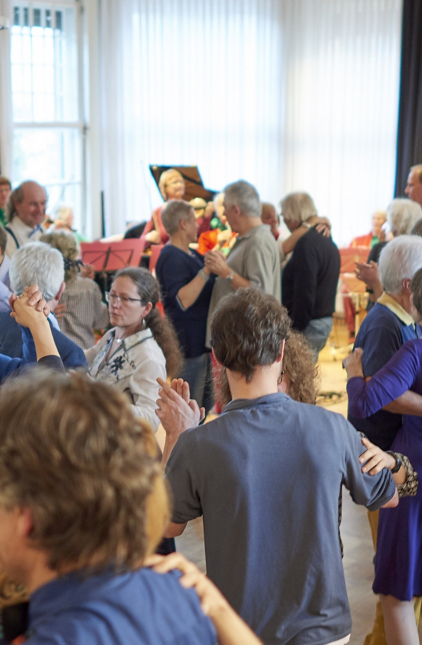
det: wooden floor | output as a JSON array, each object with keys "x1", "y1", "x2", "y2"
[{"x1": 158, "y1": 320, "x2": 381, "y2": 645}]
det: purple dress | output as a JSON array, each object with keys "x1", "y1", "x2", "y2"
[{"x1": 347, "y1": 338, "x2": 422, "y2": 601}]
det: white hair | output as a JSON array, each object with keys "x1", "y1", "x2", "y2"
[
  {"x1": 10, "y1": 242, "x2": 65, "y2": 301},
  {"x1": 280, "y1": 192, "x2": 317, "y2": 225},
  {"x1": 223, "y1": 180, "x2": 261, "y2": 218},
  {"x1": 378, "y1": 235, "x2": 422, "y2": 294},
  {"x1": 387, "y1": 198, "x2": 422, "y2": 236}
]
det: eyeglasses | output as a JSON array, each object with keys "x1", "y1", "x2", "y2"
[{"x1": 105, "y1": 292, "x2": 143, "y2": 305}]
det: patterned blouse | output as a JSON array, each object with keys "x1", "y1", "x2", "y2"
[{"x1": 85, "y1": 328, "x2": 166, "y2": 432}]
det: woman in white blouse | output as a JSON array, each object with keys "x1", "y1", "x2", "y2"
[{"x1": 85, "y1": 268, "x2": 182, "y2": 432}]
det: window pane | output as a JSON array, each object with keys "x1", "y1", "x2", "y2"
[
  {"x1": 13, "y1": 127, "x2": 82, "y2": 228},
  {"x1": 11, "y1": 3, "x2": 79, "y2": 122}
]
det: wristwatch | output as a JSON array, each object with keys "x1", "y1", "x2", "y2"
[
  {"x1": 226, "y1": 270, "x2": 235, "y2": 283},
  {"x1": 386, "y1": 451, "x2": 403, "y2": 474}
]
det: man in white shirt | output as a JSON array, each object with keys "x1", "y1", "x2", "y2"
[{"x1": 4, "y1": 181, "x2": 46, "y2": 258}]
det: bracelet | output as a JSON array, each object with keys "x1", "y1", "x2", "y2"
[
  {"x1": 386, "y1": 450, "x2": 403, "y2": 474},
  {"x1": 301, "y1": 222, "x2": 312, "y2": 229},
  {"x1": 198, "y1": 269, "x2": 209, "y2": 281},
  {"x1": 226, "y1": 270, "x2": 235, "y2": 284},
  {"x1": 395, "y1": 453, "x2": 418, "y2": 498}
]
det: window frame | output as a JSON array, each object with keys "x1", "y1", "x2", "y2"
[{"x1": 11, "y1": 0, "x2": 86, "y2": 231}]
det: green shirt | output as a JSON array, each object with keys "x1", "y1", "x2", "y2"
[{"x1": 0, "y1": 208, "x2": 6, "y2": 228}]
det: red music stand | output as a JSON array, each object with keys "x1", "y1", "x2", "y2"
[
  {"x1": 105, "y1": 239, "x2": 146, "y2": 271},
  {"x1": 149, "y1": 244, "x2": 164, "y2": 275},
  {"x1": 80, "y1": 242, "x2": 110, "y2": 271}
]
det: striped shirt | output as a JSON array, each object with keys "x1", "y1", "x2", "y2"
[{"x1": 58, "y1": 275, "x2": 109, "y2": 349}]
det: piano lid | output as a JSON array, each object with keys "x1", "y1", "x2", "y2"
[{"x1": 149, "y1": 165, "x2": 217, "y2": 203}]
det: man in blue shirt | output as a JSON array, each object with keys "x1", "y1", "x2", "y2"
[
  {"x1": 349, "y1": 235, "x2": 422, "y2": 451},
  {"x1": 0, "y1": 241, "x2": 86, "y2": 369},
  {"x1": 0, "y1": 372, "x2": 219, "y2": 645},
  {"x1": 158, "y1": 288, "x2": 401, "y2": 645}
]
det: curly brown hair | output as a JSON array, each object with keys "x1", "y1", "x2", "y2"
[
  {"x1": 280, "y1": 331, "x2": 320, "y2": 404},
  {"x1": 210, "y1": 288, "x2": 290, "y2": 383},
  {"x1": 217, "y1": 330, "x2": 319, "y2": 408},
  {"x1": 0, "y1": 371, "x2": 170, "y2": 574},
  {"x1": 114, "y1": 268, "x2": 183, "y2": 379}
]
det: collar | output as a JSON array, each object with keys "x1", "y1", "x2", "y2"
[
  {"x1": 9, "y1": 217, "x2": 44, "y2": 236},
  {"x1": 377, "y1": 292, "x2": 415, "y2": 326},
  {"x1": 110, "y1": 327, "x2": 153, "y2": 351},
  {"x1": 235, "y1": 223, "x2": 264, "y2": 241},
  {"x1": 223, "y1": 392, "x2": 290, "y2": 413},
  {"x1": 48, "y1": 312, "x2": 60, "y2": 331}
]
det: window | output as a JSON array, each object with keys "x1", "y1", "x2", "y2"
[{"x1": 11, "y1": 0, "x2": 83, "y2": 228}]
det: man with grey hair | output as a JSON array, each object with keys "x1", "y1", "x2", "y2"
[
  {"x1": 405, "y1": 163, "x2": 422, "y2": 207},
  {"x1": 204, "y1": 180, "x2": 280, "y2": 344},
  {"x1": 350, "y1": 235, "x2": 422, "y2": 449},
  {"x1": 0, "y1": 242, "x2": 86, "y2": 368},
  {"x1": 4, "y1": 180, "x2": 47, "y2": 258},
  {"x1": 348, "y1": 234, "x2": 422, "y2": 645}
]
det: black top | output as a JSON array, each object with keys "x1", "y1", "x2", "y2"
[
  {"x1": 282, "y1": 228, "x2": 341, "y2": 331},
  {"x1": 367, "y1": 241, "x2": 388, "y2": 264},
  {"x1": 156, "y1": 245, "x2": 215, "y2": 358},
  {"x1": 37, "y1": 355, "x2": 65, "y2": 372}
]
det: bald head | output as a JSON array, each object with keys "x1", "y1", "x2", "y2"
[
  {"x1": 405, "y1": 165, "x2": 422, "y2": 207},
  {"x1": 7, "y1": 181, "x2": 47, "y2": 228}
]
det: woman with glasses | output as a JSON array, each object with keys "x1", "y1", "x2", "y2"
[{"x1": 85, "y1": 267, "x2": 182, "y2": 432}]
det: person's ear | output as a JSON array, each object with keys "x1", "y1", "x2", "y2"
[
  {"x1": 277, "y1": 339, "x2": 286, "y2": 362},
  {"x1": 55, "y1": 282, "x2": 66, "y2": 301},
  {"x1": 143, "y1": 302, "x2": 153, "y2": 317},
  {"x1": 16, "y1": 507, "x2": 34, "y2": 539},
  {"x1": 211, "y1": 347, "x2": 222, "y2": 366},
  {"x1": 403, "y1": 278, "x2": 412, "y2": 293}
]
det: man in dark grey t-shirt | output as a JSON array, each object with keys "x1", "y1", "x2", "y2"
[{"x1": 157, "y1": 289, "x2": 400, "y2": 645}]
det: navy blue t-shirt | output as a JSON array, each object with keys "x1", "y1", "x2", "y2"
[
  {"x1": 348, "y1": 301, "x2": 422, "y2": 450},
  {"x1": 166, "y1": 392, "x2": 395, "y2": 645},
  {"x1": 156, "y1": 245, "x2": 215, "y2": 358},
  {"x1": 27, "y1": 567, "x2": 216, "y2": 644}
]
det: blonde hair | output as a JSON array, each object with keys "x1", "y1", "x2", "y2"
[
  {"x1": 158, "y1": 169, "x2": 184, "y2": 200},
  {"x1": 40, "y1": 231, "x2": 79, "y2": 283},
  {"x1": 0, "y1": 372, "x2": 170, "y2": 573},
  {"x1": 280, "y1": 192, "x2": 317, "y2": 225}
]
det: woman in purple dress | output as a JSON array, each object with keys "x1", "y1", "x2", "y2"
[{"x1": 343, "y1": 266, "x2": 422, "y2": 645}]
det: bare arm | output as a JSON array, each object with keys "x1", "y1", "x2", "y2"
[
  {"x1": 383, "y1": 390, "x2": 422, "y2": 415},
  {"x1": 164, "y1": 522, "x2": 187, "y2": 538},
  {"x1": 147, "y1": 554, "x2": 264, "y2": 645},
  {"x1": 177, "y1": 267, "x2": 212, "y2": 309},
  {"x1": 281, "y1": 217, "x2": 330, "y2": 255},
  {"x1": 156, "y1": 378, "x2": 204, "y2": 467},
  {"x1": 12, "y1": 292, "x2": 59, "y2": 360},
  {"x1": 382, "y1": 488, "x2": 399, "y2": 508},
  {"x1": 204, "y1": 250, "x2": 250, "y2": 290}
]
